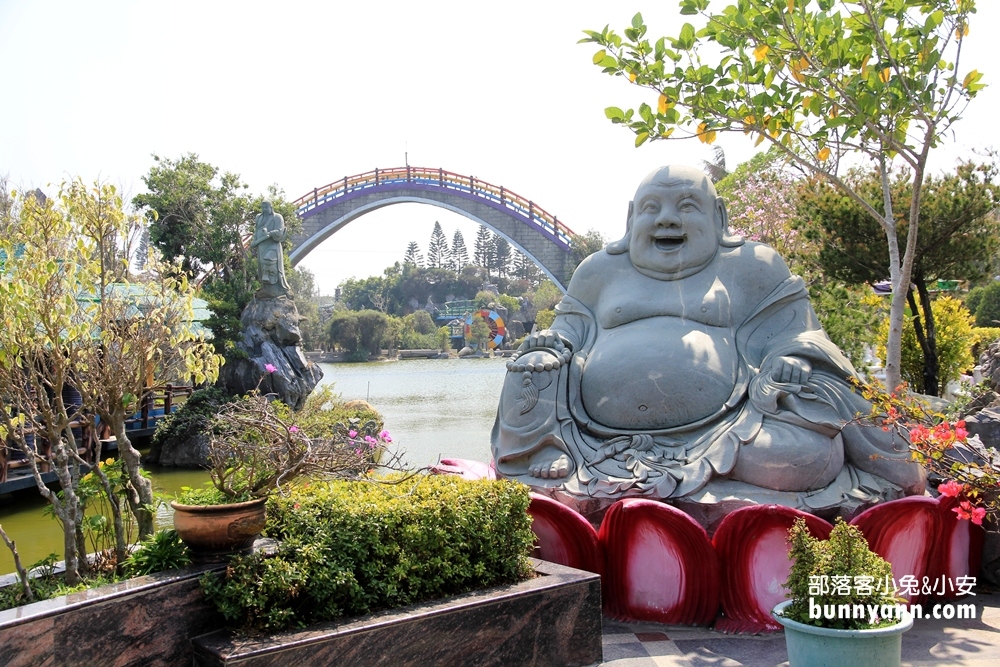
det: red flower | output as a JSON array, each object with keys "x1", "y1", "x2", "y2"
[
  {"x1": 938, "y1": 480, "x2": 963, "y2": 498},
  {"x1": 971, "y1": 506, "x2": 987, "y2": 526}
]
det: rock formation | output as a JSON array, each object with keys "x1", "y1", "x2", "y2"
[{"x1": 221, "y1": 295, "x2": 322, "y2": 409}]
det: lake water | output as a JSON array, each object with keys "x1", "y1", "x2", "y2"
[{"x1": 0, "y1": 357, "x2": 507, "y2": 574}]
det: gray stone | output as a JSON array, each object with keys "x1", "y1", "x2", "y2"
[
  {"x1": 252, "y1": 202, "x2": 291, "y2": 298},
  {"x1": 491, "y1": 165, "x2": 925, "y2": 513},
  {"x1": 150, "y1": 432, "x2": 211, "y2": 468},
  {"x1": 221, "y1": 296, "x2": 323, "y2": 410},
  {"x1": 966, "y1": 407, "x2": 1000, "y2": 451}
]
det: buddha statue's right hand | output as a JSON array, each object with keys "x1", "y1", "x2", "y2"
[{"x1": 519, "y1": 330, "x2": 570, "y2": 353}]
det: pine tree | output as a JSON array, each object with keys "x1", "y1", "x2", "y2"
[
  {"x1": 404, "y1": 241, "x2": 424, "y2": 267},
  {"x1": 427, "y1": 221, "x2": 449, "y2": 269},
  {"x1": 474, "y1": 225, "x2": 493, "y2": 270},
  {"x1": 493, "y1": 234, "x2": 512, "y2": 280},
  {"x1": 450, "y1": 229, "x2": 470, "y2": 271},
  {"x1": 513, "y1": 249, "x2": 540, "y2": 283}
]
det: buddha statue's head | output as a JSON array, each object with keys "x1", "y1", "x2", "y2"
[{"x1": 608, "y1": 165, "x2": 742, "y2": 280}]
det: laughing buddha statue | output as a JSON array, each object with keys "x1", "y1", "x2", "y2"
[{"x1": 491, "y1": 165, "x2": 925, "y2": 514}]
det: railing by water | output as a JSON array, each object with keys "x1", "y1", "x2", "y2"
[{"x1": 292, "y1": 167, "x2": 576, "y2": 249}]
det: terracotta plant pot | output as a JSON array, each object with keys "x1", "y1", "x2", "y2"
[{"x1": 170, "y1": 497, "x2": 267, "y2": 563}]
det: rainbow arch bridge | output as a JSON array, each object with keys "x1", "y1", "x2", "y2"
[{"x1": 289, "y1": 167, "x2": 577, "y2": 289}]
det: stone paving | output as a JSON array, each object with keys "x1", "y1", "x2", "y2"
[{"x1": 595, "y1": 593, "x2": 1000, "y2": 667}]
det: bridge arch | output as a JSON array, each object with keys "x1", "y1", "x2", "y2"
[{"x1": 289, "y1": 167, "x2": 576, "y2": 289}]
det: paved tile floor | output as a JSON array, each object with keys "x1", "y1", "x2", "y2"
[{"x1": 596, "y1": 593, "x2": 1000, "y2": 666}]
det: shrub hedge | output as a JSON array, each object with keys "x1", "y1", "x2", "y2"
[{"x1": 200, "y1": 475, "x2": 535, "y2": 633}]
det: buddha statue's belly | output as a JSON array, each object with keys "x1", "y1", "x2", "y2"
[{"x1": 580, "y1": 317, "x2": 738, "y2": 430}]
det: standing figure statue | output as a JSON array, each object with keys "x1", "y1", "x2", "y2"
[
  {"x1": 491, "y1": 165, "x2": 925, "y2": 516},
  {"x1": 253, "y1": 201, "x2": 291, "y2": 298}
]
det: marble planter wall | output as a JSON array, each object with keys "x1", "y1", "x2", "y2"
[
  {"x1": 192, "y1": 558, "x2": 603, "y2": 667},
  {"x1": 0, "y1": 563, "x2": 225, "y2": 667}
]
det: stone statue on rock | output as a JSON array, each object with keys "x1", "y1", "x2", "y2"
[
  {"x1": 252, "y1": 201, "x2": 291, "y2": 299},
  {"x1": 491, "y1": 165, "x2": 926, "y2": 520},
  {"x1": 221, "y1": 202, "x2": 322, "y2": 410}
]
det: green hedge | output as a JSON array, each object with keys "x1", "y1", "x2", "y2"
[{"x1": 200, "y1": 476, "x2": 535, "y2": 633}]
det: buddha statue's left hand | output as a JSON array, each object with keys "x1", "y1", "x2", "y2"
[{"x1": 771, "y1": 356, "x2": 812, "y2": 385}]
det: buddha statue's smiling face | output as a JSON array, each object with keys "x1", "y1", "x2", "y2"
[{"x1": 627, "y1": 166, "x2": 725, "y2": 280}]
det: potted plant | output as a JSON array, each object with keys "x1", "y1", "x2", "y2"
[
  {"x1": 170, "y1": 390, "x2": 391, "y2": 562},
  {"x1": 772, "y1": 518, "x2": 912, "y2": 667}
]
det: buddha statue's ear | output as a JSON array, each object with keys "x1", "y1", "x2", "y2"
[
  {"x1": 607, "y1": 201, "x2": 633, "y2": 255},
  {"x1": 716, "y1": 196, "x2": 745, "y2": 248}
]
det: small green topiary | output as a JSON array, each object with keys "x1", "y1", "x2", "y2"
[
  {"x1": 200, "y1": 475, "x2": 535, "y2": 634},
  {"x1": 782, "y1": 518, "x2": 900, "y2": 630}
]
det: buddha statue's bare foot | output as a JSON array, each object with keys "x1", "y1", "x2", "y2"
[{"x1": 528, "y1": 451, "x2": 572, "y2": 479}]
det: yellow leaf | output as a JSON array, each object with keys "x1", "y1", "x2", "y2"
[
  {"x1": 829, "y1": 105, "x2": 839, "y2": 118},
  {"x1": 754, "y1": 133, "x2": 766, "y2": 147},
  {"x1": 629, "y1": 71, "x2": 637, "y2": 83},
  {"x1": 963, "y1": 69, "x2": 979, "y2": 90},
  {"x1": 593, "y1": 49, "x2": 607, "y2": 65},
  {"x1": 860, "y1": 54, "x2": 870, "y2": 76},
  {"x1": 658, "y1": 94, "x2": 669, "y2": 114},
  {"x1": 660, "y1": 128, "x2": 675, "y2": 139},
  {"x1": 817, "y1": 147, "x2": 831, "y2": 161},
  {"x1": 879, "y1": 67, "x2": 891, "y2": 83},
  {"x1": 696, "y1": 123, "x2": 716, "y2": 144},
  {"x1": 787, "y1": 0, "x2": 795, "y2": 12},
  {"x1": 754, "y1": 44, "x2": 769, "y2": 62}
]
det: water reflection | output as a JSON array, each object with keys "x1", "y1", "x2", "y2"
[{"x1": 0, "y1": 357, "x2": 505, "y2": 574}]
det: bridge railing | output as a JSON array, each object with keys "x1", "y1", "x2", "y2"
[{"x1": 292, "y1": 167, "x2": 575, "y2": 249}]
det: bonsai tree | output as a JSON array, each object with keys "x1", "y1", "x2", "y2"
[
  {"x1": 178, "y1": 386, "x2": 401, "y2": 506},
  {"x1": 782, "y1": 518, "x2": 900, "y2": 630}
]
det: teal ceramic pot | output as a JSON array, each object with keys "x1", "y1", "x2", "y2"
[{"x1": 772, "y1": 600, "x2": 913, "y2": 667}]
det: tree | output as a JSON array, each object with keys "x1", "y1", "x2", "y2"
[
  {"x1": 132, "y1": 154, "x2": 299, "y2": 361},
  {"x1": 403, "y1": 241, "x2": 423, "y2": 267},
  {"x1": 468, "y1": 314, "x2": 492, "y2": 349},
  {"x1": 583, "y1": 0, "x2": 984, "y2": 391},
  {"x1": 450, "y1": 229, "x2": 470, "y2": 271},
  {"x1": 0, "y1": 180, "x2": 219, "y2": 582},
  {"x1": 512, "y1": 249, "x2": 541, "y2": 284},
  {"x1": 716, "y1": 149, "x2": 805, "y2": 259},
  {"x1": 286, "y1": 266, "x2": 322, "y2": 351},
  {"x1": 492, "y1": 234, "x2": 512, "y2": 280},
  {"x1": 569, "y1": 229, "x2": 609, "y2": 273},
  {"x1": 427, "y1": 221, "x2": 449, "y2": 269},
  {"x1": 701, "y1": 145, "x2": 730, "y2": 184},
  {"x1": 474, "y1": 225, "x2": 494, "y2": 269},
  {"x1": 799, "y1": 159, "x2": 1000, "y2": 394}
]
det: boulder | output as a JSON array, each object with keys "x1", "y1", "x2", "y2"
[
  {"x1": 221, "y1": 295, "x2": 323, "y2": 409},
  {"x1": 965, "y1": 407, "x2": 1000, "y2": 451}
]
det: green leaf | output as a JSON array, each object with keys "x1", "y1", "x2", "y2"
[
  {"x1": 634, "y1": 131, "x2": 650, "y2": 147},
  {"x1": 592, "y1": 49, "x2": 608, "y2": 65},
  {"x1": 605, "y1": 106, "x2": 625, "y2": 121}
]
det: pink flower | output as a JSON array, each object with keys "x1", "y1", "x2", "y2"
[
  {"x1": 954, "y1": 421, "x2": 968, "y2": 441},
  {"x1": 354, "y1": 448, "x2": 361, "y2": 455},
  {"x1": 265, "y1": 363, "x2": 277, "y2": 373},
  {"x1": 380, "y1": 430, "x2": 392, "y2": 442},
  {"x1": 289, "y1": 425, "x2": 299, "y2": 433},
  {"x1": 953, "y1": 504, "x2": 971, "y2": 521},
  {"x1": 971, "y1": 506, "x2": 987, "y2": 526},
  {"x1": 349, "y1": 430, "x2": 358, "y2": 439},
  {"x1": 938, "y1": 480, "x2": 963, "y2": 498}
]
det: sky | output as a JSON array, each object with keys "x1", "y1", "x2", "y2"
[{"x1": 1, "y1": 1, "x2": 997, "y2": 295}]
